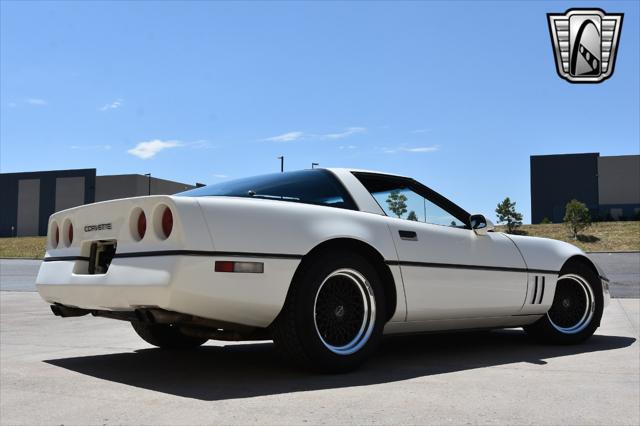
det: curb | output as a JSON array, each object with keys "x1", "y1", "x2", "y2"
[{"x1": 587, "y1": 251, "x2": 640, "y2": 254}]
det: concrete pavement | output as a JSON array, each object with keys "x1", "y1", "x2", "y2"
[
  {"x1": 589, "y1": 252, "x2": 640, "y2": 298},
  {"x1": 1, "y1": 291, "x2": 638, "y2": 425},
  {"x1": 0, "y1": 259, "x2": 40, "y2": 291}
]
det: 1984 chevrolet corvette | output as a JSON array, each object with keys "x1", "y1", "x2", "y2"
[{"x1": 37, "y1": 168, "x2": 610, "y2": 372}]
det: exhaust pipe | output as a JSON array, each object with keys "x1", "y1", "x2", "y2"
[{"x1": 50, "y1": 304, "x2": 89, "y2": 318}]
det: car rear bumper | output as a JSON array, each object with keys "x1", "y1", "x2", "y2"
[{"x1": 36, "y1": 254, "x2": 300, "y2": 328}]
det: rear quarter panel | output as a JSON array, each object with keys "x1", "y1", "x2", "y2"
[{"x1": 194, "y1": 196, "x2": 406, "y2": 321}]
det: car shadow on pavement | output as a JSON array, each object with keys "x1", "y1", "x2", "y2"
[{"x1": 44, "y1": 330, "x2": 635, "y2": 401}]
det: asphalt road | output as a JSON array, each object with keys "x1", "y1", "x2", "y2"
[
  {"x1": 2, "y1": 253, "x2": 638, "y2": 297},
  {"x1": 1, "y1": 292, "x2": 638, "y2": 425}
]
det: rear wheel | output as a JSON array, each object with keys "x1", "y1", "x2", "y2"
[
  {"x1": 271, "y1": 251, "x2": 386, "y2": 373},
  {"x1": 131, "y1": 321, "x2": 208, "y2": 349},
  {"x1": 524, "y1": 261, "x2": 603, "y2": 344}
]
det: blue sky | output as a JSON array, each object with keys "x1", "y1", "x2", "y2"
[{"x1": 1, "y1": 1, "x2": 638, "y2": 223}]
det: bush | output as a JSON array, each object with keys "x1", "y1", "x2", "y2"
[
  {"x1": 541, "y1": 217, "x2": 552, "y2": 224},
  {"x1": 495, "y1": 197, "x2": 523, "y2": 233},
  {"x1": 564, "y1": 199, "x2": 591, "y2": 239}
]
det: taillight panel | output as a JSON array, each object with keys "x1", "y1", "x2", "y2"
[
  {"x1": 152, "y1": 204, "x2": 174, "y2": 240},
  {"x1": 49, "y1": 221, "x2": 59, "y2": 248},
  {"x1": 62, "y1": 219, "x2": 74, "y2": 247},
  {"x1": 138, "y1": 211, "x2": 147, "y2": 240},
  {"x1": 130, "y1": 207, "x2": 147, "y2": 241},
  {"x1": 161, "y1": 207, "x2": 173, "y2": 238}
]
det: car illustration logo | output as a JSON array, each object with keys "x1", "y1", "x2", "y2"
[{"x1": 547, "y1": 8, "x2": 623, "y2": 83}]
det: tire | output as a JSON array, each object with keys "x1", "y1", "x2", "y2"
[
  {"x1": 524, "y1": 261, "x2": 603, "y2": 344},
  {"x1": 131, "y1": 321, "x2": 208, "y2": 349},
  {"x1": 271, "y1": 251, "x2": 386, "y2": 373}
]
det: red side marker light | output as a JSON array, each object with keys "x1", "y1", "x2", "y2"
[
  {"x1": 215, "y1": 261, "x2": 264, "y2": 273},
  {"x1": 215, "y1": 261, "x2": 235, "y2": 273}
]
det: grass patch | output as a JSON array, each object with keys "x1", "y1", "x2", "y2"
[
  {"x1": 1, "y1": 221, "x2": 638, "y2": 259},
  {"x1": 496, "y1": 221, "x2": 640, "y2": 252},
  {"x1": 0, "y1": 237, "x2": 47, "y2": 259}
]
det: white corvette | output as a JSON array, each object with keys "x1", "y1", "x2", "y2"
[{"x1": 37, "y1": 168, "x2": 610, "y2": 372}]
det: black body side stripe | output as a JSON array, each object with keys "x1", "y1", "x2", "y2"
[
  {"x1": 385, "y1": 260, "x2": 558, "y2": 275},
  {"x1": 43, "y1": 250, "x2": 303, "y2": 262},
  {"x1": 42, "y1": 252, "x2": 559, "y2": 276},
  {"x1": 43, "y1": 256, "x2": 90, "y2": 262}
]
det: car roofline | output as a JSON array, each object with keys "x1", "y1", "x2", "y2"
[{"x1": 324, "y1": 168, "x2": 410, "y2": 179}]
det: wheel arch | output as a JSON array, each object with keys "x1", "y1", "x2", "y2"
[
  {"x1": 561, "y1": 254, "x2": 602, "y2": 281},
  {"x1": 290, "y1": 238, "x2": 397, "y2": 322}
]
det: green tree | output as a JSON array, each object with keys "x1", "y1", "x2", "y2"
[
  {"x1": 564, "y1": 199, "x2": 591, "y2": 239},
  {"x1": 407, "y1": 211, "x2": 418, "y2": 221},
  {"x1": 495, "y1": 197, "x2": 523, "y2": 234},
  {"x1": 386, "y1": 190, "x2": 408, "y2": 218},
  {"x1": 541, "y1": 217, "x2": 552, "y2": 224}
]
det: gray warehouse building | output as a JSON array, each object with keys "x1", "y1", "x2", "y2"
[
  {"x1": 530, "y1": 153, "x2": 640, "y2": 224},
  {"x1": 0, "y1": 169, "x2": 198, "y2": 237}
]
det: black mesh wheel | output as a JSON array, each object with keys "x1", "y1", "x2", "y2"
[
  {"x1": 271, "y1": 250, "x2": 386, "y2": 373},
  {"x1": 524, "y1": 260, "x2": 603, "y2": 345},
  {"x1": 547, "y1": 274, "x2": 595, "y2": 334},
  {"x1": 313, "y1": 268, "x2": 375, "y2": 355}
]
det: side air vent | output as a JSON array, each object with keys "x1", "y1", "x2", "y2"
[{"x1": 530, "y1": 276, "x2": 546, "y2": 304}]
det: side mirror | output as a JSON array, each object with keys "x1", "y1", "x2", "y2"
[{"x1": 470, "y1": 214, "x2": 495, "y2": 235}]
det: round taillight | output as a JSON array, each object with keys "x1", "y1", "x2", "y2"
[
  {"x1": 161, "y1": 207, "x2": 173, "y2": 238},
  {"x1": 54, "y1": 225, "x2": 59, "y2": 248},
  {"x1": 137, "y1": 211, "x2": 147, "y2": 240},
  {"x1": 68, "y1": 223, "x2": 74, "y2": 245}
]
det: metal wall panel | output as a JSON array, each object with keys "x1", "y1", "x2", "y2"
[
  {"x1": 16, "y1": 179, "x2": 40, "y2": 236},
  {"x1": 530, "y1": 153, "x2": 600, "y2": 223},
  {"x1": 55, "y1": 177, "x2": 86, "y2": 212}
]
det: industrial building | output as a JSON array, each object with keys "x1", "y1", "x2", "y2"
[
  {"x1": 0, "y1": 169, "x2": 198, "y2": 237},
  {"x1": 530, "y1": 153, "x2": 640, "y2": 224}
]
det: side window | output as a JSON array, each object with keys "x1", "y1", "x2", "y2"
[
  {"x1": 354, "y1": 173, "x2": 468, "y2": 228},
  {"x1": 371, "y1": 187, "x2": 465, "y2": 227}
]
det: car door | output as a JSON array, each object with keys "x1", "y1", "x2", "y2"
[{"x1": 353, "y1": 173, "x2": 528, "y2": 321}]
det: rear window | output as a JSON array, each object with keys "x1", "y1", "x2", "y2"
[{"x1": 179, "y1": 169, "x2": 357, "y2": 210}]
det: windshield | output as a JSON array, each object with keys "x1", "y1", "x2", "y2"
[{"x1": 179, "y1": 169, "x2": 357, "y2": 210}]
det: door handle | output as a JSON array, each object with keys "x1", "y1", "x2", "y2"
[{"x1": 399, "y1": 230, "x2": 418, "y2": 241}]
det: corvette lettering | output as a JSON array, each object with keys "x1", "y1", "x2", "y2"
[{"x1": 84, "y1": 223, "x2": 112, "y2": 232}]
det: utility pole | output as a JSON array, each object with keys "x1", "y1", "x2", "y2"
[
  {"x1": 277, "y1": 156, "x2": 284, "y2": 173},
  {"x1": 311, "y1": 162, "x2": 319, "y2": 169},
  {"x1": 144, "y1": 173, "x2": 151, "y2": 195}
]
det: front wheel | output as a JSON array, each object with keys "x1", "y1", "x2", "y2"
[
  {"x1": 271, "y1": 251, "x2": 386, "y2": 373},
  {"x1": 524, "y1": 261, "x2": 603, "y2": 344}
]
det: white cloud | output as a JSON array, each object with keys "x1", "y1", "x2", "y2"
[
  {"x1": 71, "y1": 144, "x2": 112, "y2": 150},
  {"x1": 8, "y1": 102, "x2": 17, "y2": 108},
  {"x1": 411, "y1": 128, "x2": 432, "y2": 134},
  {"x1": 382, "y1": 145, "x2": 440, "y2": 154},
  {"x1": 127, "y1": 139, "x2": 182, "y2": 159},
  {"x1": 263, "y1": 127, "x2": 366, "y2": 142},
  {"x1": 401, "y1": 145, "x2": 439, "y2": 153},
  {"x1": 263, "y1": 131, "x2": 304, "y2": 142},
  {"x1": 189, "y1": 139, "x2": 211, "y2": 148},
  {"x1": 25, "y1": 98, "x2": 47, "y2": 106},
  {"x1": 321, "y1": 127, "x2": 366, "y2": 139},
  {"x1": 339, "y1": 145, "x2": 357, "y2": 150},
  {"x1": 212, "y1": 174, "x2": 229, "y2": 178},
  {"x1": 99, "y1": 98, "x2": 123, "y2": 111}
]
